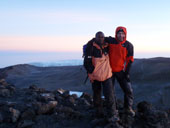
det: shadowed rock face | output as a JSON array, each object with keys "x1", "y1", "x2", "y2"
[
  {"x1": 0, "y1": 57, "x2": 170, "y2": 109},
  {"x1": 0, "y1": 80, "x2": 170, "y2": 128}
]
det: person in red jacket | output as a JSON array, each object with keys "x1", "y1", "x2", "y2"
[
  {"x1": 105, "y1": 26, "x2": 135, "y2": 116},
  {"x1": 85, "y1": 26, "x2": 135, "y2": 116}
]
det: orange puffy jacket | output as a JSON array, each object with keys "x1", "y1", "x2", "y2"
[{"x1": 83, "y1": 42, "x2": 112, "y2": 82}]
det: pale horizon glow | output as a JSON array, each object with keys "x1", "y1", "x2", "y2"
[
  {"x1": 0, "y1": 36, "x2": 92, "y2": 52},
  {"x1": 0, "y1": 33, "x2": 169, "y2": 53}
]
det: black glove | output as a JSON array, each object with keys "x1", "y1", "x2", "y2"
[
  {"x1": 124, "y1": 72, "x2": 131, "y2": 82},
  {"x1": 124, "y1": 61, "x2": 132, "y2": 82}
]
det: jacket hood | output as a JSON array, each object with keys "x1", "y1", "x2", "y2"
[{"x1": 115, "y1": 26, "x2": 127, "y2": 44}]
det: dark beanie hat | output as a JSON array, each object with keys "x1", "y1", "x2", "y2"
[{"x1": 117, "y1": 28, "x2": 124, "y2": 33}]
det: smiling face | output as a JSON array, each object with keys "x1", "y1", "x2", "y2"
[{"x1": 116, "y1": 31, "x2": 126, "y2": 42}]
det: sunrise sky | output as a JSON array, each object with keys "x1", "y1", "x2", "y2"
[{"x1": 0, "y1": 0, "x2": 170, "y2": 67}]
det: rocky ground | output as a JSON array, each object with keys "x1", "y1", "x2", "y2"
[{"x1": 0, "y1": 79, "x2": 170, "y2": 128}]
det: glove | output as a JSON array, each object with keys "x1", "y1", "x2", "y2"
[{"x1": 124, "y1": 72, "x2": 131, "y2": 82}]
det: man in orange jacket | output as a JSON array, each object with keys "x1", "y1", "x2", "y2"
[
  {"x1": 85, "y1": 26, "x2": 135, "y2": 116},
  {"x1": 84, "y1": 31, "x2": 119, "y2": 121}
]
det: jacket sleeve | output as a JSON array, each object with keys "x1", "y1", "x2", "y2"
[
  {"x1": 83, "y1": 40, "x2": 95, "y2": 74},
  {"x1": 125, "y1": 42, "x2": 134, "y2": 74},
  {"x1": 105, "y1": 36, "x2": 115, "y2": 44}
]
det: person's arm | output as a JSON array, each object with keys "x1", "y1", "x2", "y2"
[
  {"x1": 87, "y1": 38, "x2": 95, "y2": 45},
  {"x1": 125, "y1": 42, "x2": 134, "y2": 72},
  {"x1": 87, "y1": 36, "x2": 114, "y2": 44},
  {"x1": 124, "y1": 42, "x2": 134, "y2": 81},
  {"x1": 104, "y1": 36, "x2": 115, "y2": 44},
  {"x1": 125, "y1": 61, "x2": 132, "y2": 74}
]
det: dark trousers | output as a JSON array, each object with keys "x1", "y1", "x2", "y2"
[
  {"x1": 92, "y1": 78, "x2": 117, "y2": 116},
  {"x1": 112, "y1": 71, "x2": 134, "y2": 109}
]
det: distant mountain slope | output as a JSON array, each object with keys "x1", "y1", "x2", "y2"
[
  {"x1": 131, "y1": 57, "x2": 170, "y2": 83},
  {"x1": 0, "y1": 57, "x2": 170, "y2": 109},
  {"x1": 0, "y1": 65, "x2": 87, "y2": 91}
]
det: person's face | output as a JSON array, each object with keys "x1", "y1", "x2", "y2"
[
  {"x1": 116, "y1": 31, "x2": 126, "y2": 42},
  {"x1": 96, "y1": 33, "x2": 104, "y2": 44}
]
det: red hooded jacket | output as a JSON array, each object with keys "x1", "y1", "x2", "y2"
[{"x1": 105, "y1": 26, "x2": 134, "y2": 72}]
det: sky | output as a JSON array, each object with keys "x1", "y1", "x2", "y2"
[{"x1": 0, "y1": 0, "x2": 170, "y2": 67}]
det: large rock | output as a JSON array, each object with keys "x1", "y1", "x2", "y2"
[
  {"x1": 54, "y1": 106, "x2": 83, "y2": 120},
  {"x1": 0, "y1": 79, "x2": 15, "y2": 97},
  {"x1": 21, "y1": 108, "x2": 36, "y2": 120},
  {"x1": 134, "y1": 101, "x2": 170, "y2": 128},
  {"x1": 9, "y1": 107, "x2": 20, "y2": 123},
  {"x1": 0, "y1": 79, "x2": 9, "y2": 86},
  {"x1": 18, "y1": 120, "x2": 35, "y2": 128},
  {"x1": 29, "y1": 84, "x2": 46, "y2": 93},
  {"x1": 0, "y1": 88, "x2": 11, "y2": 97},
  {"x1": 54, "y1": 88, "x2": 66, "y2": 94},
  {"x1": 0, "y1": 106, "x2": 20, "y2": 123},
  {"x1": 80, "y1": 92, "x2": 93, "y2": 104},
  {"x1": 37, "y1": 93, "x2": 55, "y2": 102},
  {"x1": 33, "y1": 101, "x2": 58, "y2": 115}
]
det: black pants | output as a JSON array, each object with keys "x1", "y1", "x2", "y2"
[
  {"x1": 92, "y1": 78, "x2": 117, "y2": 116},
  {"x1": 112, "y1": 71, "x2": 133, "y2": 109}
]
